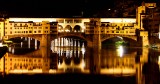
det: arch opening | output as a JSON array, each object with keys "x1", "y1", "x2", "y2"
[
  {"x1": 65, "y1": 25, "x2": 72, "y2": 32},
  {"x1": 102, "y1": 36, "x2": 140, "y2": 48},
  {"x1": 73, "y1": 25, "x2": 81, "y2": 32}
]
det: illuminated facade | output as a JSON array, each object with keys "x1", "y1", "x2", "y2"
[
  {"x1": 4, "y1": 19, "x2": 51, "y2": 36},
  {"x1": 0, "y1": 54, "x2": 50, "y2": 74},
  {"x1": 0, "y1": 18, "x2": 5, "y2": 40},
  {"x1": 0, "y1": 18, "x2": 137, "y2": 38}
]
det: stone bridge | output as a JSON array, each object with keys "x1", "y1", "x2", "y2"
[
  {"x1": 101, "y1": 34, "x2": 137, "y2": 42},
  {"x1": 3, "y1": 32, "x2": 139, "y2": 47},
  {"x1": 3, "y1": 34, "x2": 43, "y2": 41}
]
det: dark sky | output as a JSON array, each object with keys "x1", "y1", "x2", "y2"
[
  {"x1": 0, "y1": 0, "x2": 115, "y2": 17},
  {"x1": 0, "y1": 0, "x2": 159, "y2": 17}
]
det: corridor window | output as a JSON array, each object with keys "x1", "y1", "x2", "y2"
[
  {"x1": 65, "y1": 20, "x2": 73, "y2": 23},
  {"x1": 58, "y1": 20, "x2": 64, "y2": 23},
  {"x1": 38, "y1": 30, "x2": 41, "y2": 33},
  {"x1": 74, "y1": 20, "x2": 82, "y2": 23},
  {"x1": 29, "y1": 31, "x2": 32, "y2": 33}
]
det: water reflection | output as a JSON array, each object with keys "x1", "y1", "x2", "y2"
[{"x1": 0, "y1": 37, "x2": 160, "y2": 77}]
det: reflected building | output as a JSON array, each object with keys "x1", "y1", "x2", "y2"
[
  {"x1": 100, "y1": 46, "x2": 137, "y2": 75},
  {"x1": 0, "y1": 53, "x2": 50, "y2": 74},
  {"x1": 0, "y1": 37, "x2": 87, "y2": 74}
]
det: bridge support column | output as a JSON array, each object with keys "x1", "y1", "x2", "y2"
[
  {"x1": 87, "y1": 41, "x2": 93, "y2": 48},
  {"x1": 91, "y1": 34, "x2": 101, "y2": 74},
  {"x1": 41, "y1": 34, "x2": 51, "y2": 47},
  {"x1": 41, "y1": 34, "x2": 51, "y2": 73},
  {"x1": 140, "y1": 31, "x2": 149, "y2": 47}
]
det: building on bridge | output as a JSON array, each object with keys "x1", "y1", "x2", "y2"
[{"x1": 0, "y1": 2, "x2": 158, "y2": 47}]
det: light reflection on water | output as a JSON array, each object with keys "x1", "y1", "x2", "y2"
[{"x1": 0, "y1": 37, "x2": 160, "y2": 76}]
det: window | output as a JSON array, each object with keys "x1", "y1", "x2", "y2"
[
  {"x1": 65, "y1": 20, "x2": 73, "y2": 23},
  {"x1": 38, "y1": 30, "x2": 41, "y2": 33},
  {"x1": 116, "y1": 31, "x2": 119, "y2": 33},
  {"x1": 74, "y1": 20, "x2": 82, "y2": 23},
  {"x1": 29, "y1": 31, "x2": 32, "y2": 33},
  {"x1": 58, "y1": 20, "x2": 64, "y2": 23}
]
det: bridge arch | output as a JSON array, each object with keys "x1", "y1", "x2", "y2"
[
  {"x1": 73, "y1": 25, "x2": 81, "y2": 32},
  {"x1": 58, "y1": 25, "x2": 63, "y2": 32},
  {"x1": 56, "y1": 33, "x2": 90, "y2": 42},
  {"x1": 101, "y1": 35, "x2": 140, "y2": 47},
  {"x1": 65, "y1": 25, "x2": 72, "y2": 32},
  {"x1": 4, "y1": 35, "x2": 42, "y2": 42},
  {"x1": 101, "y1": 34, "x2": 137, "y2": 42}
]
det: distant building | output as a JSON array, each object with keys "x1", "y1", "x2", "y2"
[{"x1": 139, "y1": 1, "x2": 160, "y2": 37}]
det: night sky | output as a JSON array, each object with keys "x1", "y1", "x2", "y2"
[
  {"x1": 0, "y1": 0, "x2": 115, "y2": 17},
  {"x1": 0, "y1": 0, "x2": 159, "y2": 17}
]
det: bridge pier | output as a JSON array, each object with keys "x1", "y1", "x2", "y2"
[
  {"x1": 87, "y1": 18, "x2": 102, "y2": 74},
  {"x1": 140, "y1": 31, "x2": 149, "y2": 47},
  {"x1": 40, "y1": 34, "x2": 51, "y2": 73},
  {"x1": 40, "y1": 34, "x2": 51, "y2": 47},
  {"x1": 91, "y1": 34, "x2": 101, "y2": 74}
]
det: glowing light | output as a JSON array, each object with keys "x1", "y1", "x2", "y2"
[
  {"x1": 0, "y1": 43, "x2": 8, "y2": 47},
  {"x1": 0, "y1": 43, "x2": 3, "y2": 47},
  {"x1": 81, "y1": 59, "x2": 85, "y2": 68},
  {"x1": 81, "y1": 48, "x2": 85, "y2": 55},
  {"x1": 117, "y1": 36, "x2": 123, "y2": 40},
  {"x1": 117, "y1": 46, "x2": 124, "y2": 57},
  {"x1": 12, "y1": 48, "x2": 15, "y2": 54},
  {"x1": 9, "y1": 18, "x2": 57, "y2": 22},
  {"x1": 101, "y1": 18, "x2": 136, "y2": 23},
  {"x1": 58, "y1": 60, "x2": 61, "y2": 68}
]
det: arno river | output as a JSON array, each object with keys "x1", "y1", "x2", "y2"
[{"x1": 0, "y1": 37, "x2": 160, "y2": 83}]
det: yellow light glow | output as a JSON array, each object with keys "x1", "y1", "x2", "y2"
[
  {"x1": 117, "y1": 46, "x2": 124, "y2": 57},
  {"x1": 81, "y1": 47, "x2": 85, "y2": 55},
  {"x1": 9, "y1": 18, "x2": 57, "y2": 22},
  {"x1": 81, "y1": 59, "x2": 85, "y2": 68},
  {"x1": 101, "y1": 18, "x2": 136, "y2": 23},
  {"x1": 101, "y1": 68, "x2": 136, "y2": 74}
]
